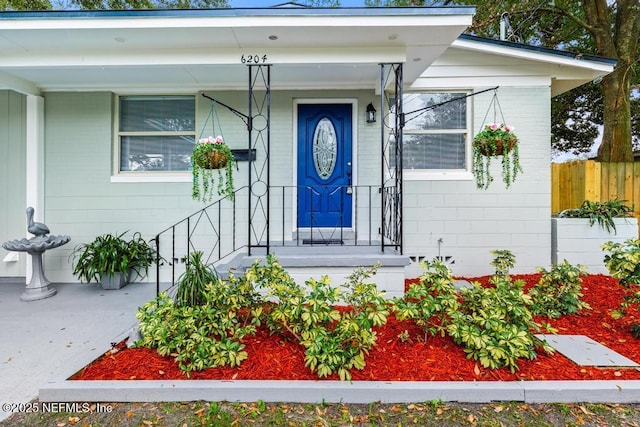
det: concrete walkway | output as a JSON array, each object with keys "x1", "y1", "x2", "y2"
[{"x1": 0, "y1": 280, "x2": 155, "y2": 422}]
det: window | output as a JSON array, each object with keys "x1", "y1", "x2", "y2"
[
  {"x1": 117, "y1": 95, "x2": 195, "y2": 173},
  {"x1": 397, "y1": 92, "x2": 469, "y2": 172}
]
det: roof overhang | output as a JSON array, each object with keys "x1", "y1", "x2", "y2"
[
  {"x1": 0, "y1": 7, "x2": 475, "y2": 96},
  {"x1": 452, "y1": 35, "x2": 616, "y2": 96}
]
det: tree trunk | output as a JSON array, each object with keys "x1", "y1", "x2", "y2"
[
  {"x1": 596, "y1": 62, "x2": 634, "y2": 162},
  {"x1": 587, "y1": 0, "x2": 639, "y2": 162}
]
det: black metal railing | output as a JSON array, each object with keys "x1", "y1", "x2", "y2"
[
  {"x1": 154, "y1": 184, "x2": 396, "y2": 294},
  {"x1": 154, "y1": 186, "x2": 249, "y2": 295}
]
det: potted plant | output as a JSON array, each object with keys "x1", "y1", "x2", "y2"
[
  {"x1": 70, "y1": 231, "x2": 158, "y2": 289},
  {"x1": 552, "y1": 199, "x2": 638, "y2": 274},
  {"x1": 472, "y1": 123, "x2": 522, "y2": 189},
  {"x1": 191, "y1": 135, "x2": 234, "y2": 202}
]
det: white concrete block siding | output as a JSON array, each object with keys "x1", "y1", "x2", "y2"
[
  {"x1": 402, "y1": 87, "x2": 552, "y2": 277},
  {"x1": 4, "y1": 84, "x2": 552, "y2": 283}
]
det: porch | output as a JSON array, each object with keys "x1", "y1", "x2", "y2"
[{"x1": 154, "y1": 183, "x2": 409, "y2": 299}]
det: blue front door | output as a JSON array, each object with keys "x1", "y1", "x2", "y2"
[{"x1": 297, "y1": 103, "x2": 352, "y2": 228}]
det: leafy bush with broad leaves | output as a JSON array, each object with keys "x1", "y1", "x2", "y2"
[
  {"x1": 490, "y1": 249, "x2": 516, "y2": 277},
  {"x1": 447, "y1": 275, "x2": 555, "y2": 372},
  {"x1": 393, "y1": 259, "x2": 460, "y2": 337},
  {"x1": 247, "y1": 255, "x2": 389, "y2": 381},
  {"x1": 529, "y1": 261, "x2": 590, "y2": 318},
  {"x1": 395, "y1": 255, "x2": 554, "y2": 372},
  {"x1": 136, "y1": 271, "x2": 260, "y2": 376},
  {"x1": 602, "y1": 238, "x2": 640, "y2": 318}
]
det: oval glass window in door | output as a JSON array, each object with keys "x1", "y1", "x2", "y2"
[{"x1": 312, "y1": 118, "x2": 337, "y2": 180}]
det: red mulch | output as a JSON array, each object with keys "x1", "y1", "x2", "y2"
[{"x1": 72, "y1": 274, "x2": 640, "y2": 382}]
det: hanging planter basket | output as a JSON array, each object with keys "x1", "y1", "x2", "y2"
[
  {"x1": 473, "y1": 134, "x2": 517, "y2": 156},
  {"x1": 472, "y1": 91, "x2": 523, "y2": 190},
  {"x1": 194, "y1": 150, "x2": 229, "y2": 170},
  {"x1": 191, "y1": 96, "x2": 236, "y2": 205}
]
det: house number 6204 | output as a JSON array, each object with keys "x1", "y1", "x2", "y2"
[{"x1": 241, "y1": 54, "x2": 268, "y2": 64}]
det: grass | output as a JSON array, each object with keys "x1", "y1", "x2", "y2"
[{"x1": 3, "y1": 400, "x2": 640, "y2": 426}]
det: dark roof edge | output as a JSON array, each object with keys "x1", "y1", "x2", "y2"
[
  {"x1": 458, "y1": 34, "x2": 616, "y2": 66},
  {"x1": 0, "y1": 6, "x2": 475, "y2": 20}
]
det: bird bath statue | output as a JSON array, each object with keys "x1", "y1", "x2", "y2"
[{"x1": 2, "y1": 207, "x2": 70, "y2": 301}]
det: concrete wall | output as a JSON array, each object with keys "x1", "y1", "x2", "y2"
[
  {"x1": 403, "y1": 87, "x2": 552, "y2": 276},
  {"x1": 0, "y1": 90, "x2": 26, "y2": 278}
]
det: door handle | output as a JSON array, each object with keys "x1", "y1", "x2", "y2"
[{"x1": 346, "y1": 162, "x2": 353, "y2": 194}]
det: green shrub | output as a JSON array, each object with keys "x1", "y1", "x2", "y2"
[
  {"x1": 529, "y1": 261, "x2": 590, "y2": 318},
  {"x1": 555, "y1": 198, "x2": 633, "y2": 233},
  {"x1": 136, "y1": 276, "x2": 260, "y2": 375},
  {"x1": 446, "y1": 275, "x2": 554, "y2": 372},
  {"x1": 250, "y1": 255, "x2": 388, "y2": 381},
  {"x1": 490, "y1": 249, "x2": 516, "y2": 277},
  {"x1": 602, "y1": 238, "x2": 640, "y2": 318},
  {"x1": 393, "y1": 259, "x2": 459, "y2": 337}
]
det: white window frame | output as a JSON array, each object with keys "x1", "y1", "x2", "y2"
[
  {"x1": 111, "y1": 93, "x2": 196, "y2": 183},
  {"x1": 401, "y1": 90, "x2": 473, "y2": 181}
]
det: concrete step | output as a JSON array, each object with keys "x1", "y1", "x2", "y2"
[{"x1": 218, "y1": 246, "x2": 408, "y2": 299}]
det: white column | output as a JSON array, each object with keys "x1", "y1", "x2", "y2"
[{"x1": 25, "y1": 95, "x2": 45, "y2": 282}]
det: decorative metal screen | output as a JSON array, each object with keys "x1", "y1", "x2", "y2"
[
  {"x1": 247, "y1": 65, "x2": 271, "y2": 255},
  {"x1": 380, "y1": 63, "x2": 403, "y2": 253}
]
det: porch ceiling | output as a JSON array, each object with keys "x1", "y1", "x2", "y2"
[{"x1": 0, "y1": 7, "x2": 474, "y2": 95}]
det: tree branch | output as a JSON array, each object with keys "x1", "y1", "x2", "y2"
[{"x1": 536, "y1": 5, "x2": 597, "y2": 34}]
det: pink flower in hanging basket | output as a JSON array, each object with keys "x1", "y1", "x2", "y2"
[{"x1": 198, "y1": 135, "x2": 224, "y2": 145}]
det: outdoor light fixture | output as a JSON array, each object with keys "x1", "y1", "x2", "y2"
[{"x1": 366, "y1": 103, "x2": 377, "y2": 123}]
